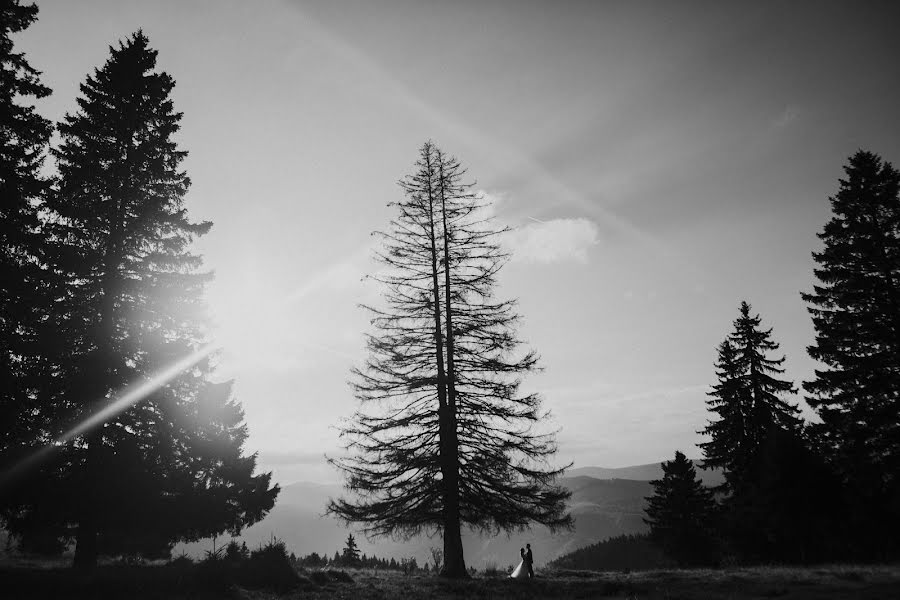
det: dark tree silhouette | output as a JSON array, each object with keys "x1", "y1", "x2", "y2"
[
  {"x1": 697, "y1": 340, "x2": 746, "y2": 492},
  {"x1": 802, "y1": 150, "x2": 900, "y2": 556},
  {"x1": 328, "y1": 141, "x2": 571, "y2": 578},
  {"x1": 0, "y1": 0, "x2": 53, "y2": 474},
  {"x1": 2, "y1": 32, "x2": 278, "y2": 569},
  {"x1": 0, "y1": 0, "x2": 65, "y2": 556},
  {"x1": 699, "y1": 301, "x2": 802, "y2": 494},
  {"x1": 698, "y1": 302, "x2": 838, "y2": 561},
  {"x1": 341, "y1": 533, "x2": 360, "y2": 566},
  {"x1": 643, "y1": 451, "x2": 716, "y2": 566}
]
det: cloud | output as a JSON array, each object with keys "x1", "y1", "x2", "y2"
[
  {"x1": 506, "y1": 217, "x2": 600, "y2": 264},
  {"x1": 773, "y1": 105, "x2": 799, "y2": 128}
]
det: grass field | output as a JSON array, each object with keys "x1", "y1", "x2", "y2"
[
  {"x1": 0, "y1": 564, "x2": 900, "y2": 600},
  {"x1": 2, "y1": 562, "x2": 900, "y2": 599}
]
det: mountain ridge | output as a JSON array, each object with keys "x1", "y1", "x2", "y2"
[{"x1": 177, "y1": 460, "x2": 720, "y2": 567}]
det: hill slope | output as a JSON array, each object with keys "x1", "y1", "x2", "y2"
[
  {"x1": 177, "y1": 475, "x2": 654, "y2": 567},
  {"x1": 568, "y1": 462, "x2": 725, "y2": 488}
]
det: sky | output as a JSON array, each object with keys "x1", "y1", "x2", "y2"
[{"x1": 17, "y1": 0, "x2": 900, "y2": 484}]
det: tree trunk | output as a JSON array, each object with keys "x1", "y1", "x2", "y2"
[
  {"x1": 73, "y1": 429, "x2": 101, "y2": 572},
  {"x1": 73, "y1": 237, "x2": 120, "y2": 571},
  {"x1": 437, "y1": 154, "x2": 467, "y2": 578},
  {"x1": 441, "y1": 502, "x2": 467, "y2": 577}
]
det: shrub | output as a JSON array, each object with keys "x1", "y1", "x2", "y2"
[{"x1": 243, "y1": 537, "x2": 301, "y2": 591}]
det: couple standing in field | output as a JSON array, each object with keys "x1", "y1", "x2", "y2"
[{"x1": 509, "y1": 543, "x2": 534, "y2": 579}]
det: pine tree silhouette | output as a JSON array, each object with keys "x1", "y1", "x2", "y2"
[
  {"x1": 328, "y1": 141, "x2": 571, "y2": 578},
  {"x1": 0, "y1": 1, "x2": 56, "y2": 551},
  {"x1": 802, "y1": 149, "x2": 900, "y2": 557},
  {"x1": 2, "y1": 32, "x2": 279, "y2": 569},
  {"x1": 643, "y1": 451, "x2": 716, "y2": 566},
  {"x1": 341, "y1": 533, "x2": 360, "y2": 566},
  {"x1": 699, "y1": 302, "x2": 801, "y2": 494}
]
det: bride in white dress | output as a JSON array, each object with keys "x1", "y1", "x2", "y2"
[{"x1": 509, "y1": 548, "x2": 528, "y2": 578}]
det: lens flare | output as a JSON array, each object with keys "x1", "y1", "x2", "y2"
[{"x1": 0, "y1": 343, "x2": 217, "y2": 489}]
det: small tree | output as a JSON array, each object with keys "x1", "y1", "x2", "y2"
[
  {"x1": 430, "y1": 546, "x2": 443, "y2": 574},
  {"x1": 341, "y1": 533, "x2": 360, "y2": 566},
  {"x1": 643, "y1": 451, "x2": 716, "y2": 566}
]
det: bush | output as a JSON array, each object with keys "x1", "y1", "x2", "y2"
[
  {"x1": 306, "y1": 568, "x2": 354, "y2": 585},
  {"x1": 168, "y1": 552, "x2": 194, "y2": 568},
  {"x1": 243, "y1": 538, "x2": 301, "y2": 591},
  {"x1": 194, "y1": 536, "x2": 301, "y2": 592}
]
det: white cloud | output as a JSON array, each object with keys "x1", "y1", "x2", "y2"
[
  {"x1": 506, "y1": 217, "x2": 599, "y2": 264},
  {"x1": 773, "y1": 105, "x2": 799, "y2": 128}
]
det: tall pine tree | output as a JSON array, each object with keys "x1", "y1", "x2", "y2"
[
  {"x1": 0, "y1": 0, "x2": 53, "y2": 473},
  {"x1": 699, "y1": 301, "x2": 802, "y2": 494},
  {"x1": 699, "y1": 302, "x2": 813, "y2": 561},
  {"x1": 0, "y1": 1, "x2": 64, "y2": 555},
  {"x1": 643, "y1": 451, "x2": 716, "y2": 566},
  {"x1": 802, "y1": 150, "x2": 900, "y2": 556},
  {"x1": 4, "y1": 32, "x2": 279, "y2": 569},
  {"x1": 328, "y1": 141, "x2": 571, "y2": 578}
]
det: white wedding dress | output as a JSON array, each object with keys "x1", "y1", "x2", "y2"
[{"x1": 509, "y1": 558, "x2": 528, "y2": 578}]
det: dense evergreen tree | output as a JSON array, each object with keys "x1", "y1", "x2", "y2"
[
  {"x1": 699, "y1": 302, "x2": 802, "y2": 494},
  {"x1": 341, "y1": 533, "x2": 360, "y2": 566},
  {"x1": 697, "y1": 340, "x2": 746, "y2": 491},
  {"x1": 0, "y1": 0, "x2": 71, "y2": 557},
  {"x1": 0, "y1": 0, "x2": 53, "y2": 477},
  {"x1": 643, "y1": 451, "x2": 716, "y2": 566},
  {"x1": 2, "y1": 32, "x2": 278, "y2": 569},
  {"x1": 802, "y1": 150, "x2": 900, "y2": 556},
  {"x1": 328, "y1": 141, "x2": 571, "y2": 578},
  {"x1": 698, "y1": 302, "x2": 842, "y2": 562}
]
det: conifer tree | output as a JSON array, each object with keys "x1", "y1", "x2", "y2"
[
  {"x1": 4, "y1": 32, "x2": 278, "y2": 569},
  {"x1": 342, "y1": 533, "x2": 360, "y2": 566},
  {"x1": 0, "y1": 0, "x2": 53, "y2": 468},
  {"x1": 643, "y1": 451, "x2": 716, "y2": 566},
  {"x1": 0, "y1": 0, "x2": 69, "y2": 556},
  {"x1": 697, "y1": 340, "x2": 746, "y2": 491},
  {"x1": 699, "y1": 302, "x2": 802, "y2": 493},
  {"x1": 802, "y1": 150, "x2": 900, "y2": 554},
  {"x1": 328, "y1": 141, "x2": 571, "y2": 578},
  {"x1": 698, "y1": 302, "x2": 810, "y2": 560}
]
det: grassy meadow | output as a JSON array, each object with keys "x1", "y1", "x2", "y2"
[{"x1": 2, "y1": 560, "x2": 899, "y2": 599}]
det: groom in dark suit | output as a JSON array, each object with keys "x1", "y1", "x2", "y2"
[{"x1": 525, "y1": 543, "x2": 534, "y2": 578}]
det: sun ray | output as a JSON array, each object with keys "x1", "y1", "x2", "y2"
[{"x1": 0, "y1": 343, "x2": 218, "y2": 489}]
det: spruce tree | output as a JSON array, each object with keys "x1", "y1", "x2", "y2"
[
  {"x1": 0, "y1": 0, "x2": 53, "y2": 472},
  {"x1": 732, "y1": 302, "x2": 802, "y2": 439},
  {"x1": 328, "y1": 141, "x2": 571, "y2": 578},
  {"x1": 699, "y1": 302, "x2": 809, "y2": 560},
  {"x1": 0, "y1": 0, "x2": 69, "y2": 556},
  {"x1": 4, "y1": 32, "x2": 278, "y2": 569},
  {"x1": 802, "y1": 150, "x2": 900, "y2": 555},
  {"x1": 643, "y1": 451, "x2": 716, "y2": 566},
  {"x1": 699, "y1": 302, "x2": 802, "y2": 493},
  {"x1": 342, "y1": 533, "x2": 360, "y2": 566},
  {"x1": 697, "y1": 340, "x2": 747, "y2": 491}
]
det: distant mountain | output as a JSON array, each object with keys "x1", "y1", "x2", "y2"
[
  {"x1": 177, "y1": 474, "x2": 655, "y2": 568},
  {"x1": 569, "y1": 461, "x2": 725, "y2": 488}
]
